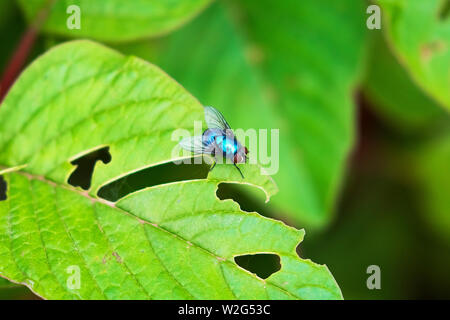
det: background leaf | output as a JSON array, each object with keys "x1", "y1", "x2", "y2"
[
  {"x1": 363, "y1": 31, "x2": 447, "y2": 132},
  {"x1": 378, "y1": 0, "x2": 450, "y2": 109},
  {"x1": 0, "y1": 40, "x2": 341, "y2": 299},
  {"x1": 17, "y1": 0, "x2": 212, "y2": 42}
]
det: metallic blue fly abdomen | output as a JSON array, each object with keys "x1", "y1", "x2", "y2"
[
  {"x1": 221, "y1": 137, "x2": 238, "y2": 155},
  {"x1": 202, "y1": 128, "x2": 239, "y2": 160}
]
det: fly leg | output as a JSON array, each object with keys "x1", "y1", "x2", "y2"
[
  {"x1": 209, "y1": 149, "x2": 217, "y2": 172},
  {"x1": 209, "y1": 160, "x2": 217, "y2": 172},
  {"x1": 233, "y1": 163, "x2": 244, "y2": 179}
]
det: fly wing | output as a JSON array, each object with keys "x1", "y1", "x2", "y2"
[
  {"x1": 204, "y1": 106, "x2": 231, "y2": 130},
  {"x1": 179, "y1": 135, "x2": 213, "y2": 155}
]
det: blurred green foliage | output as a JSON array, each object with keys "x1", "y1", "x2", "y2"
[
  {"x1": 0, "y1": 0, "x2": 449, "y2": 299},
  {"x1": 17, "y1": 0, "x2": 212, "y2": 41},
  {"x1": 0, "y1": 0, "x2": 25, "y2": 71},
  {"x1": 363, "y1": 32, "x2": 447, "y2": 132},
  {"x1": 378, "y1": 0, "x2": 450, "y2": 108},
  {"x1": 414, "y1": 135, "x2": 450, "y2": 244},
  {"x1": 0, "y1": 277, "x2": 36, "y2": 299}
]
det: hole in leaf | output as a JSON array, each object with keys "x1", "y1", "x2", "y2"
[
  {"x1": 216, "y1": 183, "x2": 274, "y2": 218},
  {"x1": 234, "y1": 254, "x2": 281, "y2": 279},
  {"x1": 68, "y1": 147, "x2": 111, "y2": 190},
  {"x1": 98, "y1": 158, "x2": 210, "y2": 202},
  {"x1": 439, "y1": 0, "x2": 450, "y2": 20},
  {"x1": 0, "y1": 176, "x2": 7, "y2": 201}
]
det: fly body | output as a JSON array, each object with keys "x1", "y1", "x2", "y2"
[{"x1": 179, "y1": 106, "x2": 248, "y2": 178}]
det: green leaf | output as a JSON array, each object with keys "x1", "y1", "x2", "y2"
[
  {"x1": 17, "y1": 0, "x2": 212, "y2": 42},
  {"x1": 378, "y1": 0, "x2": 450, "y2": 109},
  {"x1": 363, "y1": 31, "x2": 447, "y2": 131},
  {"x1": 0, "y1": 41, "x2": 341, "y2": 299},
  {"x1": 148, "y1": 1, "x2": 367, "y2": 227}
]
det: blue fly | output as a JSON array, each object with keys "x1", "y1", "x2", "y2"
[{"x1": 179, "y1": 106, "x2": 248, "y2": 178}]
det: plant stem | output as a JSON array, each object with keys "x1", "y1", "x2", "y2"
[
  {"x1": 0, "y1": 28, "x2": 38, "y2": 102},
  {"x1": 0, "y1": 0, "x2": 56, "y2": 103}
]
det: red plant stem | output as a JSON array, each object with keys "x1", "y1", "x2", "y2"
[
  {"x1": 0, "y1": 0, "x2": 55, "y2": 103},
  {"x1": 0, "y1": 28, "x2": 38, "y2": 102}
]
